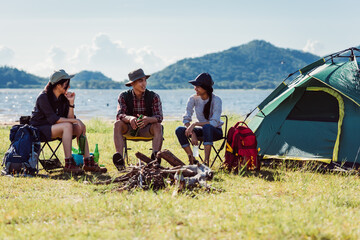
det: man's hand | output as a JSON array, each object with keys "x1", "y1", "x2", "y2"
[
  {"x1": 137, "y1": 115, "x2": 152, "y2": 129},
  {"x1": 129, "y1": 116, "x2": 138, "y2": 129},
  {"x1": 65, "y1": 92, "x2": 75, "y2": 104}
]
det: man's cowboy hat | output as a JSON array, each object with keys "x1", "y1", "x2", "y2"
[{"x1": 125, "y1": 68, "x2": 150, "y2": 87}]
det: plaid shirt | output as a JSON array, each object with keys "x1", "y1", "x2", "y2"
[{"x1": 117, "y1": 90, "x2": 163, "y2": 122}]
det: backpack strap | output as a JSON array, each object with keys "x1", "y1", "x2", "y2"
[{"x1": 234, "y1": 121, "x2": 249, "y2": 128}]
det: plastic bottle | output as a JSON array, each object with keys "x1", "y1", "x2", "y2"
[
  {"x1": 193, "y1": 145, "x2": 199, "y2": 157},
  {"x1": 94, "y1": 144, "x2": 99, "y2": 163},
  {"x1": 130, "y1": 114, "x2": 143, "y2": 136}
]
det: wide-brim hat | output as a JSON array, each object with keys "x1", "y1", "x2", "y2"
[
  {"x1": 189, "y1": 73, "x2": 214, "y2": 88},
  {"x1": 50, "y1": 69, "x2": 75, "y2": 85},
  {"x1": 125, "y1": 68, "x2": 150, "y2": 87}
]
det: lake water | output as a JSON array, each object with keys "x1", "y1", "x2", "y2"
[{"x1": 0, "y1": 89, "x2": 272, "y2": 122}]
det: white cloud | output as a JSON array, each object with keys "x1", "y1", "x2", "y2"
[
  {"x1": 67, "y1": 33, "x2": 167, "y2": 81},
  {"x1": 130, "y1": 46, "x2": 166, "y2": 71},
  {"x1": 49, "y1": 46, "x2": 67, "y2": 67},
  {"x1": 30, "y1": 33, "x2": 168, "y2": 81},
  {"x1": 303, "y1": 40, "x2": 324, "y2": 55},
  {"x1": 0, "y1": 46, "x2": 15, "y2": 65}
]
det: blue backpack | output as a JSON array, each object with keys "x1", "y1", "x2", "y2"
[{"x1": 2, "y1": 124, "x2": 41, "y2": 175}]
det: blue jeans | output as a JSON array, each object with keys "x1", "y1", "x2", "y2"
[{"x1": 175, "y1": 124, "x2": 223, "y2": 147}]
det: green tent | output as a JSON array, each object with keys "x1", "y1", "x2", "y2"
[{"x1": 248, "y1": 48, "x2": 360, "y2": 166}]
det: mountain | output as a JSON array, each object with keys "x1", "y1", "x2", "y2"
[
  {"x1": 70, "y1": 70, "x2": 124, "y2": 89},
  {"x1": 0, "y1": 40, "x2": 322, "y2": 89},
  {"x1": 0, "y1": 68, "x2": 125, "y2": 89},
  {"x1": 148, "y1": 40, "x2": 320, "y2": 89},
  {"x1": 0, "y1": 66, "x2": 46, "y2": 88}
]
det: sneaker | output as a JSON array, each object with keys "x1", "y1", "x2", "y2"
[{"x1": 113, "y1": 153, "x2": 125, "y2": 171}]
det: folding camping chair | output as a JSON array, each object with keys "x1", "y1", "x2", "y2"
[
  {"x1": 192, "y1": 115, "x2": 228, "y2": 167},
  {"x1": 123, "y1": 125, "x2": 164, "y2": 164},
  {"x1": 38, "y1": 138, "x2": 64, "y2": 173},
  {"x1": 20, "y1": 116, "x2": 63, "y2": 173}
]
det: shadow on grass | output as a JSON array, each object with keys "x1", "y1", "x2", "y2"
[
  {"x1": 46, "y1": 171, "x2": 113, "y2": 183},
  {"x1": 216, "y1": 168, "x2": 279, "y2": 182},
  {"x1": 262, "y1": 159, "x2": 360, "y2": 177}
]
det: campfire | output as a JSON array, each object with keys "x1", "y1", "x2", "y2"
[{"x1": 95, "y1": 149, "x2": 218, "y2": 193}]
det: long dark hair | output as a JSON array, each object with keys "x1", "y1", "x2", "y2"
[
  {"x1": 44, "y1": 79, "x2": 70, "y2": 93},
  {"x1": 203, "y1": 85, "x2": 213, "y2": 120}
]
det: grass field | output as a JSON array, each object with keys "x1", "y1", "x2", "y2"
[{"x1": 1, "y1": 117, "x2": 360, "y2": 239}]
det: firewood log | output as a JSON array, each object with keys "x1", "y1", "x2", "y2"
[
  {"x1": 156, "y1": 149, "x2": 185, "y2": 166},
  {"x1": 135, "y1": 152, "x2": 153, "y2": 163}
]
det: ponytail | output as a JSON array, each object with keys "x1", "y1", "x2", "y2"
[{"x1": 203, "y1": 87, "x2": 213, "y2": 120}]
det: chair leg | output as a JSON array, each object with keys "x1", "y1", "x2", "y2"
[
  {"x1": 47, "y1": 141, "x2": 62, "y2": 161},
  {"x1": 38, "y1": 140, "x2": 63, "y2": 173},
  {"x1": 210, "y1": 146, "x2": 223, "y2": 168},
  {"x1": 124, "y1": 138, "x2": 129, "y2": 165}
]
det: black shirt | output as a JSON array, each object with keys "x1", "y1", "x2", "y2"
[{"x1": 30, "y1": 90, "x2": 70, "y2": 126}]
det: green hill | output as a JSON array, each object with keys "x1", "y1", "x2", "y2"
[
  {"x1": 0, "y1": 66, "x2": 46, "y2": 88},
  {"x1": 0, "y1": 68, "x2": 124, "y2": 89},
  {"x1": 148, "y1": 40, "x2": 320, "y2": 89},
  {"x1": 0, "y1": 40, "x2": 322, "y2": 89},
  {"x1": 71, "y1": 70, "x2": 124, "y2": 89}
]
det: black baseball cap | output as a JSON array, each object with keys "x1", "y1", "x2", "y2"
[{"x1": 189, "y1": 73, "x2": 214, "y2": 88}]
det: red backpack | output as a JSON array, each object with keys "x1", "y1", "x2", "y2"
[{"x1": 224, "y1": 121, "x2": 260, "y2": 171}]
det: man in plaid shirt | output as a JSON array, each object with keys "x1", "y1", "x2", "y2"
[{"x1": 113, "y1": 68, "x2": 163, "y2": 170}]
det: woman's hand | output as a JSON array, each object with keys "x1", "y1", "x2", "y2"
[
  {"x1": 191, "y1": 133, "x2": 198, "y2": 146},
  {"x1": 185, "y1": 122, "x2": 196, "y2": 137},
  {"x1": 66, "y1": 92, "x2": 75, "y2": 104},
  {"x1": 72, "y1": 118, "x2": 82, "y2": 125}
]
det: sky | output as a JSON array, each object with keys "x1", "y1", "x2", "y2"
[{"x1": 0, "y1": 0, "x2": 359, "y2": 82}]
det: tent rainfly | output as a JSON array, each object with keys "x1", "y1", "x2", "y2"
[{"x1": 248, "y1": 47, "x2": 360, "y2": 167}]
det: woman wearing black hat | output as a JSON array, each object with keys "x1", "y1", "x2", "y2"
[
  {"x1": 175, "y1": 73, "x2": 223, "y2": 166},
  {"x1": 30, "y1": 69, "x2": 106, "y2": 174}
]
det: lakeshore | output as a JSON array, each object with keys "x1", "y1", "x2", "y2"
[{"x1": 0, "y1": 88, "x2": 272, "y2": 122}]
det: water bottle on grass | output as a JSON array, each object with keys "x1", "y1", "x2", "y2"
[
  {"x1": 94, "y1": 144, "x2": 99, "y2": 163},
  {"x1": 78, "y1": 134, "x2": 86, "y2": 155}
]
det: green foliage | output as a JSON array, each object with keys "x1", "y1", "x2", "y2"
[
  {"x1": 72, "y1": 70, "x2": 113, "y2": 82},
  {"x1": 1, "y1": 118, "x2": 360, "y2": 239},
  {"x1": 0, "y1": 66, "x2": 47, "y2": 88},
  {"x1": 0, "y1": 68, "x2": 125, "y2": 89},
  {"x1": 148, "y1": 40, "x2": 320, "y2": 89}
]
